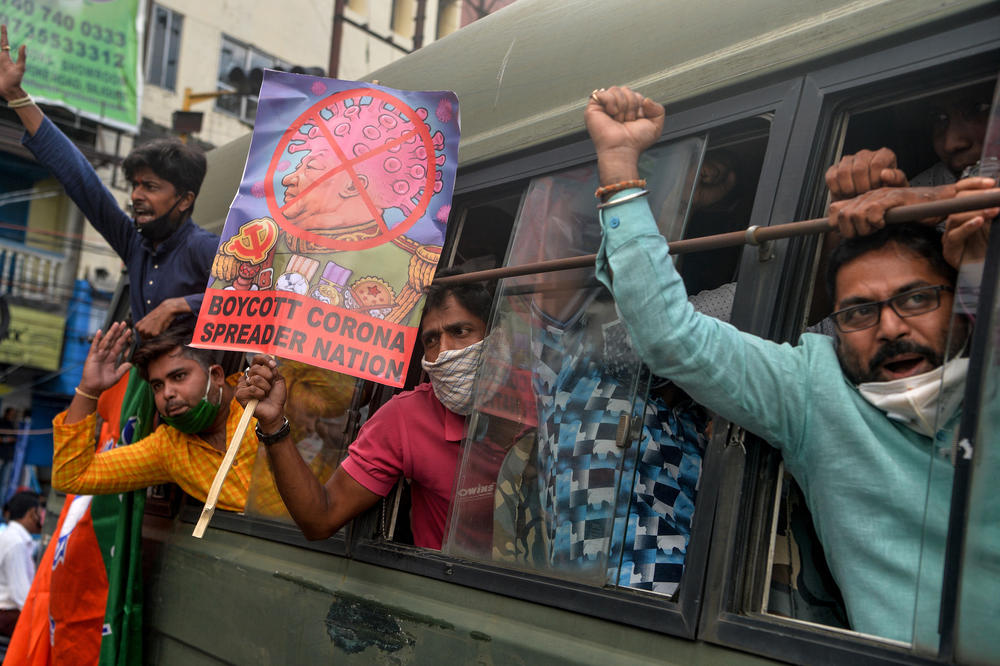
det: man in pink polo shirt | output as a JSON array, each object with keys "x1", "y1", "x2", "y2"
[{"x1": 238, "y1": 276, "x2": 493, "y2": 549}]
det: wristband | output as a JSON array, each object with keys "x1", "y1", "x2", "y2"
[
  {"x1": 596, "y1": 189, "x2": 648, "y2": 209},
  {"x1": 255, "y1": 418, "x2": 290, "y2": 446},
  {"x1": 74, "y1": 386, "x2": 100, "y2": 401},
  {"x1": 7, "y1": 94, "x2": 34, "y2": 109},
  {"x1": 595, "y1": 179, "x2": 646, "y2": 201}
]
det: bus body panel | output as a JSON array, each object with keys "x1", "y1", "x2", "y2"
[
  {"x1": 366, "y1": 0, "x2": 995, "y2": 165},
  {"x1": 144, "y1": 521, "x2": 776, "y2": 665}
]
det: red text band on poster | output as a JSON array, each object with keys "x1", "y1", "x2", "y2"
[{"x1": 197, "y1": 288, "x2": 415, "y2": 386}]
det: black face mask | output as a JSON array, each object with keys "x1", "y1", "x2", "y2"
[{"x1": 132, "y1": 195, "x2": 186, "y2": 243}]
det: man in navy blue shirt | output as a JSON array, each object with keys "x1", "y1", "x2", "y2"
[{"x1": 0, "y1": 26, "x2": 219, "y2": 336}]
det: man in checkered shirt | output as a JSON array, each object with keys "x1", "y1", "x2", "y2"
[{"x1": 492, "y1": 286, "x2": 714, "y2": 597}]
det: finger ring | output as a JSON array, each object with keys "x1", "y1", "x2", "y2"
[
  {"x1": 2, "y1": 46, "x2": 10, "y2": 51},
  {"x1": 244, "y1": 368, "x2": 250, "y2": 382},
  {"x1": 590, "y1": 88, "x2": 604, "y2": 102}
]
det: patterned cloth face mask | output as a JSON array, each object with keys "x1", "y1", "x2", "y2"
[{"x1": 422, "y1": 339, "x2": 484, "y2": 415}]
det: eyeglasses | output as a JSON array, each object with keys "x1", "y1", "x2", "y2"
[{"x1": 830, "y1": 285, "x2": 954, "y2": 333}]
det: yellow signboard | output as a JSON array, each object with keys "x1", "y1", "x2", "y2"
[{"x1": 0, "y1": 306, "x2": 66, "y2": 372}]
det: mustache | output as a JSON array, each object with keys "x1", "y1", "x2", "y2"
[
  {"x1": 164, "y1": 400, "x2": 190, "y2": 413},
  {"x1": 868, "y1": 339, "x2": 940, "y2": 374}
]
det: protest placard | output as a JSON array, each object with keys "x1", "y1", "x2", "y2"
[{"x1": 193, "y1": 70, "x2": 459, "y2": 387}]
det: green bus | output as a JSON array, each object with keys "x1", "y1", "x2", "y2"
[{"x1": 64, "y1": 0, "x2": 1000, "y2": 662}]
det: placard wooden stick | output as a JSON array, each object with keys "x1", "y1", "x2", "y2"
[{"x1": 192, "y1": 398, "x2": 257, "y2": 538}]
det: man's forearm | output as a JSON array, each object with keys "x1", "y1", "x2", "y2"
[
  {"x1": 0, "y1": 81, "x2": 42, "y2": 134},
  {"x1": 52, "y1": 412, "x2": 166, "y2": 495},
  {"x1": 63, "y1": 386, "x2": 100, "y2": 424},
  {"x1": 596, "y1": 147, "x2": 642, "y2": 187},
  {"x1": 9, "y1": 93, "x2": 42, "y2": 134},
  {"x1": 51, "y1": 411, "x2": 102, "y2": 493},
  {"x1": 22, "y1": 116, "x2": 133, "y2": 258}
]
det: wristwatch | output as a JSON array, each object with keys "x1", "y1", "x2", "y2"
[{"x1": 255, "y1": 418, "x2": 290, "y2": 446}]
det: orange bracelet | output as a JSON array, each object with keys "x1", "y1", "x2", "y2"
[{"x1": 595, "y1": 179, "x2": 646, "y2": 201}]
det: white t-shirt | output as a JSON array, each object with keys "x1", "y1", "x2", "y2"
[{"x1": 0, "y1": 521, "x2": 36, "y2": 610}]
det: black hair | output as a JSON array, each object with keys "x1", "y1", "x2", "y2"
[
  {"x1": 122, "y1": 138, "x2": 207, "y2": 216},
  {"x1": 4, "y1": 490, "x2": 39, "y2": 521},
  {"x1": 826, "y1": 223, "x2": 956, "y2": 302},
  {"x1": 132, "y1": 321, "x2": 222, "y2": 381},
  {"x1": 423, "y1": 267, "x2": 492, "y2": 325}
]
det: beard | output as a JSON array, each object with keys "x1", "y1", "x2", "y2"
[{"x1": 837, "y1": 319, "x2": 969, "y2": 385}]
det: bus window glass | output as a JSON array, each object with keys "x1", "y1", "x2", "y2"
[
  {"x1": 447, "y1": 191, "x2": 525, "y2": 274},
  {"x1": 807, "y1": 77, "x2": 996, "y2": 326},
  {"x1": 675, "y1": 116, "x2": 771, "y2": 295},
  {"x1": 955, "y1": 226, "x2": 1000, "y2": 665},
  {"x1": 445, "y1": 132, "x2": 728, "y2": 592},
  {"x1": 243, "y1": 362, "x2": 363, "y2": 523},
  {"x1": 910, "y1": 255, "x2": 975, "y2": 651},
  {"x1": 765, "y1": 76, "x2": 996, "y2": 646},
  {"x1": 915, "y1": 81, "x2": 999, "y2": 653},
  {"x1": 441, "y1": 153, "x2": 682, "y2": 584},
  {"x1": 376, "y1": 188, "x2": 525, "y2": 545}
]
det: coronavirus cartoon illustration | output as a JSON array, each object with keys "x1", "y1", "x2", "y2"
[{"x1": 274, "y1": 92, "x2": 446, "y2": 250}]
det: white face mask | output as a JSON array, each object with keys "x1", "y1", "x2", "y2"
[
  {"x1": 422, "y1": 339, "x2": 485, "y2": 415},
  {"x1": 858, "y1": 356, "x2": 968, "y2": 438}
]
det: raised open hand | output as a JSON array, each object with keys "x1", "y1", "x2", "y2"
[
  {"x1": 0, "y1": 25, "x2": 27, "y2": 101},
  {"x1": 79, "y1": 321, "x2": 133, "y2": 396}
]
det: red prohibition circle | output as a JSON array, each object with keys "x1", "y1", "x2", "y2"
[{"x1": 265, "y1": 88, "x2": 437, "y2": 252}]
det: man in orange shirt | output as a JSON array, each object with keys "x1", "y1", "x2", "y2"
[{"x1": 51, "y1": 322, "x2": 257, "y2": 511}]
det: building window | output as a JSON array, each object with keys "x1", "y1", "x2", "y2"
[
  {"x1": 436, "y1": 0, "x2": 461, "y2": 39},
  {"x1": 146, "y1": 5, "x2": 183, "y2": 91},
  {"x1": 391, "y1": 0, "x2": 415, "y2": 39},
  {"x1": 215, "y1": 36, "x2": 288, "y2": 124}
]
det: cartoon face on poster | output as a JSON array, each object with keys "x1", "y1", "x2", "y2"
[{"x1": 193, "y1": 71, "x2": 459, "y2": 387}]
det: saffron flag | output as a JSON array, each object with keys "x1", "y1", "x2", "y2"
[
  {"x1": 192, "y1": 71, "x2": 460, "y2": 387},
  {"x1": 5, "y1": 369, "x2": 152, "y2": 665}
]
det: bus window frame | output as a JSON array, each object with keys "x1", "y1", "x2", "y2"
[
  {"x1": 946, "y1": 216, "x2": 1000, "y2": 664},
  {"x1": 695, "y1": 14, "x2": 1000, "y2": 665}
]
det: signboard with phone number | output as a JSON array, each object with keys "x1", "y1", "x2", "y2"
[{"x1": 2, "y1": 0, "x2": 141, "y2": 131}]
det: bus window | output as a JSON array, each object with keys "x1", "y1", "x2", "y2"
[
  {"x1": 761, "y1": 74, "x2": 997, "y2": 646},
  {"x1": 808, "y1": 76, "x2": 996, "y2": 326},
  {"x1": 445, "y1": 121, "x2": 771, "y2": 597},
  {"x1": 676, "y1": 116, "x2": 771, "y2": 295},
  {"x1": 443, "y1": 134, "x2": 706, "y2": 589},
  {"x1": 914, "y1": 116, "x2": 996, "y2": 651},
  {"x1": 446, "y1": 191, "x2": 524, "y2": 274},
  {"x1": 242, "y1": 362, "x2": 364, "y2": 523},
  {"x1": 374, "y1": 187, "x2": 525, "y2": 545},
  {"x1": 837, "y1": 79, "x2": 993, "y2": 189},
  {"x1": 955, "y1": 224, "x2": 1000, "y2": 664}
]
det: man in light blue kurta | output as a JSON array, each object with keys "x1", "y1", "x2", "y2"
[{"x1": 582, "y1": 86, "x2": 984, "y2": 644}]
